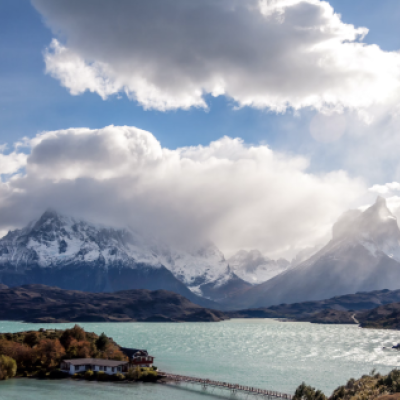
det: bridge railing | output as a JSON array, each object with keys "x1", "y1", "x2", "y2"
[{"x1": 159, "y1": 372, "x2": 293, "y2": 399}]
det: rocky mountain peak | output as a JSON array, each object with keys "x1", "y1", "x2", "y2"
[
  {"x1": 31, "y1": 208, "x2": 67, "y2": 232},
  {"x1": 358, "y1": 196, "x2": 400, "y2": 244},
  {"x1": 332, "y1": 196, "x2": 399, "y2": 242}
]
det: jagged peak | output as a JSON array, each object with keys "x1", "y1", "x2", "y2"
[
  {"x1": 363, "y1": 195, "x2": 395, "y2": 222},
  {"x1": 375, "y1": 195, "x2": 387, "y2": 207},
  {"x1": 40, "y1": 207, "x2": 60, "y2": 219}
]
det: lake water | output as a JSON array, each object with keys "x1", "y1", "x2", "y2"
[{"x1": 1, "y1": 319, "x2": 400, "y2": 399}]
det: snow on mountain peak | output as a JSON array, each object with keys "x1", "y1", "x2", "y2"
[{"x1": 0, "y1": 209, "x2": 237, "y2": 298}]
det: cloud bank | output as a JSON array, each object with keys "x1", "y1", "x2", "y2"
[
  {"x1": 0, "y1": 125, "x2": 364, "y2": 259},
  {"x1": 32, "y1": 0, "x2": 400, "y2": 113}
]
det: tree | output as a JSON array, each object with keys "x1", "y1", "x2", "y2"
[
  {"x1": 35, "y1": 339, "x2": 66, "y2": 368},
  {"x1": 66, "y1": 339, "x2": 92, "y2": 359},
  {"x1": 24, "y1": 332, "x2": 40, "y2": 347},
  {"x1": 60, "y1": 325, "x2": 86, "y2": 348},
  {"x1": 0, "y1": 355, "x2": 17, "y2": 380},
  {"x1": 96, "y1": 333, "x2": 109, "y2": 352},
  {"x1": 294, "y1": 382, "x2": 327, "y2": 400},
  {"x1": 0, "y1": 339, "x2": 34, "y2": 371},
  {"x1": 99, "y1": 342, "x2": 127, "y2": 361}
]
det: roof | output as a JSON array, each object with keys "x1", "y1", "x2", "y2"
[
  {"x1": 120, "y1": 347, "x2": 148, "y2": 358},
  {"x1": 63, "y1": 358, "x2": 128, "y2": 367}
]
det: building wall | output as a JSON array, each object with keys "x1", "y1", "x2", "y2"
[{"x1": 61, "y1": 363, "x2": 124, "y2": 375}]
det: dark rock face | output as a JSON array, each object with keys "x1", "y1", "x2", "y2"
[{"x1": 0, "y1": 284, "x2": 228, "y2": 323}]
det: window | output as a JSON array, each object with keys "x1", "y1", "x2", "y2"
[{"x1": 100, "y1": 366, "x2": 104, "y2": 371}]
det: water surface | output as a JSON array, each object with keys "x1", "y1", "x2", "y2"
[{"x1": 1, "y1": 319, "x2": 400, "y2": 399}]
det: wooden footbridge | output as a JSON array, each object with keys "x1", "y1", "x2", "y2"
[{"x1": 159, "y1": 372, "x2": 294, "y2": 398}]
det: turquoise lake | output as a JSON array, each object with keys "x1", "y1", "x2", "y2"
[{"x1": 1, "y1": 319, "x2": 400, "y2": 399}]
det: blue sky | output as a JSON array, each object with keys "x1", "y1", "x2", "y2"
[
  {"x1": 1, "y1": 0, "x2": 400, "y2": 257},
  {"x1": 1, "y1": 0, "x2": 399, "y2": 159}
]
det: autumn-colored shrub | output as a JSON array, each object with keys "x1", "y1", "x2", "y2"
[
  {"x1": 35, "y1": 339, "x2": 66, "y2": 368},
  {"x1": 0, "y1": 355, "x2": 17, "y2": 380}
]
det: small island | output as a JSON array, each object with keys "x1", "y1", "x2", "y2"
[{"x1": 0, "y1": 325, "x2": 159, "y2": 382}]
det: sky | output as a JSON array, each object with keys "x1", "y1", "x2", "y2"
[{"x1": 1, "y1": 0, "x2": 400, "y2": 259}]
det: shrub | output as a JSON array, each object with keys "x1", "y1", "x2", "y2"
[
  {"x1": 97, "y1": 371, "x2": 108, "y2": 381},
  {"x1": 112, "y1": 373, "x2": 125, "y2": 381},
  {"x1": 125, "y1": 366, "x2": 142, "y2": 381},
  {"x1": 48, "y1": 369, "x2": 69, "y2": 379},
  {"x1": 293, "y1": 382, "x2": 327, "y2": 400},
  {"x1": 142, "y1": 370, "x2": 158, "y2": 382},
  {"x1": 36, "y1": 369, "x2": 49, "y2": 379},
  {"x1": 84, "y1": 370, "x2": 95, "y2": 380},
  {"x1": 0, "y1": 355, "x2": 17, "y2": 380}
]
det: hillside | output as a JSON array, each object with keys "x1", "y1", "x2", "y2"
[
  {"x1": 227, "y1": 288, "x2": 400, "y2": 326},
  {"x1": 224, "y1": 197, "x2": 400, "y2": 309},
  {"x1": 357, "y1": 303, "x2": 400, "y2": 329},
  {"x1": 0, "y1": 285, "x2": 227, "y2": 323},
  {"x1": 294, "y1": 369, "x2": 400, "y2": 400}
]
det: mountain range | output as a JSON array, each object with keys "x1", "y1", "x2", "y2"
[
  {"x1": 1, "y1": 196, "x2": 400, "y2": 309},
  {"x1": 0, "y1": 209, "x2": 250, "y2": 307}
]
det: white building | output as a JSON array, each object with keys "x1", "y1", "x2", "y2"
[{"x1": 60, "y1": 358, "x2": 129, "y2": 375}]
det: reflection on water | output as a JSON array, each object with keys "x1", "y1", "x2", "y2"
[{"x1": 1, "y1": 319, "x2": 400, "y2": 399}]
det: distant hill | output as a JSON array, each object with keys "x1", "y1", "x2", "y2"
[
  {"x1": 357, "y1": 303, "x2": 400, "y2": 329},
  {"x1": 227, "y1": 288, "x2": 400, "y2": 325},
  {"x1": 0, "y1": 284, "x2": 227, "y2": 323}
]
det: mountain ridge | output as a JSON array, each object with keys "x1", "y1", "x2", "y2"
[
  {"x1": 223, "y1": 197, "x2": 400, "y2": 309},
  {"x1": 0, "y1": 209, "x2": 249, "y2": 306},
  {"x1": 0, "y1": 284, "x2": 227, "y2": 323}
]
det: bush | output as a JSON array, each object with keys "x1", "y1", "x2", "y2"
[
  {"x1": 293, "y1": 382, "x2": 327, "y2": 400},
  {"x1": 0, "y1": 355, "x2": 17, "y2": 380},
  {"x1": 48, "y1": 369, "x2": 69, "y2": 380},
  {"x1": 36, "y1": 369, "x2": 49, "y2": 379},
  {"x1": 84, "y1": 370, "x2": 95, "y2": 380},
  {"x1": 125, "y1": 366, "x2": 142, "y2": 381},
  {"x1": 112, "y1": 373, "x2": 126, "y2": 381},
  {"x1": 97, "y1": 371, "x2": 108, "y2": 381},
  {"x1": 142, "y1": 370, "x2": 158, "y2": 382}
]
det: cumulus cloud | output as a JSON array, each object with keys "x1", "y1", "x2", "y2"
[
  {"x1": 0, "y1": 147, "x2": 27, "y2": 178},
  {"x1": 0, "y1": 125, "x2": 365, "y2": 259},
  {"x1": 32, "y1": 0, "x2": 400, "y2": 113}
]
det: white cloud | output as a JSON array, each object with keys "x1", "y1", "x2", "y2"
[
  {"x1": 0, "y1": 147, "x2": 27, "y2": 178},
  {"x1": 0, "y1": 125, "x2": 365, "y2": 259},
  {"x1": 32, "y1": 0, "x2": 400, "y2": 113}
]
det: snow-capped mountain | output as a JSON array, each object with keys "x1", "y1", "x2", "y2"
[
  {"x1": 228, "y1": 249, "x2": 291, "y2": 284},
  {"x1": 224, "y1": 196, "x2": 400, "y2": 309},
  {"x1": 0, "y1": 209, "x2": 248, "y2": 305}
]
